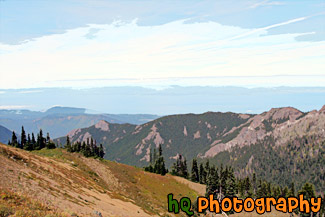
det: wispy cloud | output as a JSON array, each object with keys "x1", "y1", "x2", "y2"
[
  {"x1": 228, "y1": 16, "x2": 308, "y2": 40},
  {"x1": 0, "y1": 18, "x2": 324, "y2": 89},
  {"x1": 18, "y1": 90, "x2": 43, "y2": 94},
  {"x1": 249, "y1": 0, "x2": 285, "y2": 9},
  {"x1": 0, "y1": 105, "x2": 32, "y2": 110}
]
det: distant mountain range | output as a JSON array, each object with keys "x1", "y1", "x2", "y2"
[
  {"x1": 0, "y1": 125, "x2": 12, "y2": 144},
  {"x1": 56, "y1": 105, "x2": 325, "y2": 192},
  {"x1": 0, "y1": 106, "x2": 159, "y2": 138}
]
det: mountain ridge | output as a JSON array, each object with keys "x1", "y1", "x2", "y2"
[
  {"x1": 57, "y1": 105, "x2": 325, "y2": 192},
  {"x1": 0, "y1": 107, "x2": 159, "y2": 138}
]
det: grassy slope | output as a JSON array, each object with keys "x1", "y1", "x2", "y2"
[
  {"x1": 0, "y1": 188, "x2": 66, "y2": 217},
  {"x1": 0, "y1": 144, "x2": 294, "y2": 217},
  {"x1": 0, "y1": 143, "x2": 200, "y2": 216}
]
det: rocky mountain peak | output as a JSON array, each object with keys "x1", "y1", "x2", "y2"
[
  {"x1": 95, "y1": 120, "x2": 110, "y2": 132},
  {"x1": 264, "y1": 107, "x2": 303, "y2": 121}
]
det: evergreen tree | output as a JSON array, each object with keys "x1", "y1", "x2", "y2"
[
  {"x1": 66, "y1": 136, "x2": 71, "y2": 152},
  {"x1": 99, "y1": 144, "x2": 105, "y2": 158},
  {"x1": 214, "y1": 167, "x2": 220, "y2": 195},
  {"x1": 205, "y1": 160, "x2": 210, "y2": 182},
  {"x1": 20, "y1": 126, "x2": 26, "y2": 149},
  {"x1": 244, "y1": 177, "x2": 253, "y2": 197},
  {"x1": 199, "y1": 163, "x2": 205, "y2": 184},
  {"x1": 144, "y1": 145, "x2": 166, "y2": 175},
  {"x1": 298, "y1": 183, "x2": 317, "y2": 217},
  {"x1": 226, "y1": 167, "x2": 237, "y2": 198},
  {"x1": 206, "y1": 166, "x2": 217, "y2": 196},
  {"x1": 190, "y1": 159, "x2": 199, "y2": 182},
  {"x1": 252, "y1": 172, "x2": 257, "y2": 194},
  {"x1": 31, "y1": 133, "x2": 36, "y2": 147},
  {"x1": 27, "y1": 134, "x2": 31, "y2": 145},
  {"x1": 220, "y1": 164, "x2": 228, "y2": 196},
  {"x1": 39, "y1": 129, "x2": 45, "y2": 149},
  {"x1": 289, "y1": 182, "x2": 296, "y2": 197},
  {"x1": 46, "y1": 132, "x2": 50, "y2": 144},
  {"x1": 24, "y1": 133, "x2": 33, "y2": 151},
  {"x1": 281, "y1": 186, "x2": 289, "y2": 198},
  {"x1": 11, "y1": 131, "x2": 18, "y2": 147},
  {"x1": 238, "y1": 179, "x2": 245, "y2": 198},
  {"x1": 182, "y1": 157, "x2": 188, "y2": 178},
  {"x1": 256, "y1": 180, "x2": 267, "y2": 198}
]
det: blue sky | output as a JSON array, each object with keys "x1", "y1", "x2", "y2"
[{"x1": 0, "y1": 0, "x2": 324, "y2": 89}]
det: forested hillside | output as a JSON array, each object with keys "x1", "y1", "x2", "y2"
[{"x1": 56, "y1": 106, "x2": 325, "y2": 193}]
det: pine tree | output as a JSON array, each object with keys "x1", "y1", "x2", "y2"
[
  {"x1": 205, "y1": 160, "x2": 210, "y2": 182},
  {"x1": 289, "y1": 182, "x2": 296, "y2": 197},
  {"x1": 27, "y1": 134, "x2": 31, "y2": 144},
  {"x1": 298, "y1": 183, "x2": 316, "y2": 217},
  {"x1": 20, "y1": 126, "x2": 26, "y2": 149},
  {"x1": 144, "y1": 145, "x2": 166, "y2": 175},
  {"x1": 182, "y1": 157, "x2": 188, "y2": 178},
  {"x1": 206, "y1": 166, "x2": 216, "y2": 196},
  {"x1": 220, "y1": 164, "x2": 229, "y2": 196},
  {"x1": 39, "y1": 129, "x2": 45, "y2": 149},
  {"x1": 66, "y1": 136, "x2": 71, "y2": 152},
  {"x1": 31, "y1": 133, "x2": 36, "y2": 148},
  {"x1": 281, "y1": 186, "x2": 289, "y2": 198},
  {"x1": 256, "y1": 180, "x2": 267, "y2": 198},
  {"x1": 199, "y1": 163, "x2": 205, "y2": 184},
  {"x1": 99, "y1": 144, "x2": 105, "y2": 158},
  {"x1": 11, "y1": 131, "x2": 18, "y2": 147},
  {"x1": 244, "y1": 177, "x2": 253, "y2": 197},
  {"x1": 226, "y1": 167, "x2": 237, "y2": 198},
  {"x1": 24, "y1": 133, "x2": 33, "y2": 151},
  {"x1": 238, "y1": 179, "x2": 245, "y2": 198},
  {"x1": 190, "y1": 159, "x2": 199, "y2": 182},
  {"x1": 252, "y1": 172, "x2": 257, "y2": 195},
  {"x1": 46, "y1": 132, "x2": 50, "y2": 144}
]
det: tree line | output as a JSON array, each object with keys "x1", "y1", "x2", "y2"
[
  {"x1": 191, "y1": 159, "x2": 325, "y2": 217},
  {"x1": 144, "y1": 144, "x2": 167, "y2": 175},
  {"x1": 8, "y1": 126, "x2": 56, "y2": 150},
  {"x1": 7, "y1": 126, "x2": 105, "y2": 159},
  {"x1": 144, "y1": 145, "x2": 324, "y2": 216},
  {"x1": 65, "y1": 136, "x2": 105, "y2": 158}
]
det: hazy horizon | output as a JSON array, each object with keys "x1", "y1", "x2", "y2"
[
  {"x1": 1, "y1": 86, "x2": 324, "y2": 115},
  {"x1": 1, "y1": 0, "x2": 324, "y2": 115}
]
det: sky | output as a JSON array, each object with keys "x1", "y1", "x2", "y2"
[
  {"x1": 0, "y1": 0, "x2": 324, "y2": 89},
  {"x1": 0, "y1": 0, "x2": 324, "y2": 114}
]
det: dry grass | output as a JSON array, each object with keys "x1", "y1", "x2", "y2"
[
  {"x1": 0, "y1": 188, "x2": 66, "y2": 217},
  {"x1": 0, "y1": 143, "x2": 293, "y2": 216},
  {"x1": 0, "y1": 143, "x2": 200, "y2": 216}
]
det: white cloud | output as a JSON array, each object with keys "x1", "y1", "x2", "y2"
[
  {"x1": 0, "y1": 18, "x2": 324, "y2": 89},
  {"x1": 18, "y1": 90, "x2": 43, "y2": 94},
  {"x1": 0, "y1": 105, "x2": 32, "y2": 109},
  {"x1": 249, "y1": 0, "x2": 285, "y2": 9}
]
